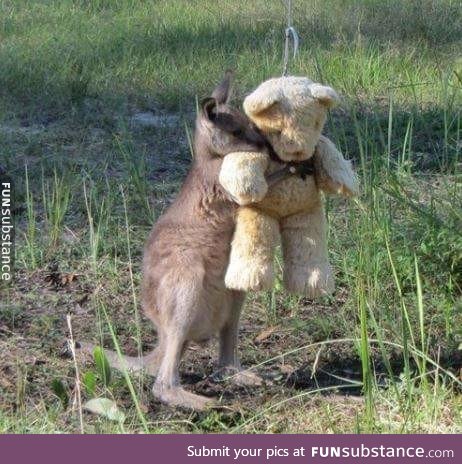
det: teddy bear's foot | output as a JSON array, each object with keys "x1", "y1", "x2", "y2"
[
  {"x1": 283, "y1": 262, "x2": 334, "y2": 298},
  {"x1": 225, "y1": 260, "x2": 274, "y2": 292}
]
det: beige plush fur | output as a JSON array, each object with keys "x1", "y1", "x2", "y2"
[
  {"x1": 219, "y1": 76, "x2": 358, "y2": 297},
  {"x1": 219, "y1": 152, "x2": 269, "y2": 205},
  {"x1": 314, "y1": 136, "x2": 358, "y2": 196}
]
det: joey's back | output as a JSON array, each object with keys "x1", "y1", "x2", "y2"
[{"x1": 141, "y1": 72, "x2": 272, "y2": 329}]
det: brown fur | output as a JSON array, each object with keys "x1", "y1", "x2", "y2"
[{"x1": 79, "y1": 73, "x2": 266, "y2": 410}]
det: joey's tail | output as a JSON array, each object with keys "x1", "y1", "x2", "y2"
[{"x1": 76, "y1": 341, "x2": 161, "y2": 376}]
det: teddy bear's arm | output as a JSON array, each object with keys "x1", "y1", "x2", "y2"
[
  {"x1": 219, "y1": 151, "x2": 269, "y2": 205},
  {"x1": 314, "y1": 135, "x2": 359, "y2": 197}
]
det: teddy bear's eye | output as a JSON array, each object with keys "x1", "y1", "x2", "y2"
[{"x1": 232, "y1": 128, "x2": 243, "y2": 137}]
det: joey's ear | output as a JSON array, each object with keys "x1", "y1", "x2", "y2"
[
  {"x1": 211, "y1": 70, "x2": 234, "y2": 104},
  {"x1": 201, "y1": 97, "x2": 218, "y2": 121},
  {"x1": 310, "y1": 84, "x2": 339, "y2": 108}
]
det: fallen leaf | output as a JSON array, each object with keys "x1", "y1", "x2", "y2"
[
  {"x1": 74, "y1": 303, "x2": 89, "y2": 315},
  {"x1": 255, "y1": 326, "x2": 278, "y2": 343},
  {"x1": 139, "y1": 403, "x2": 149, "y2": 414},
  {"x1": 279, "y1": 364, "x2": 295, "y2": 375},
  {"x1": 61, "y1": 273, "x2": 76, "y2": 285},
  {"x1": 83, "y1": 398, "x2": 125, "y2": 422}
]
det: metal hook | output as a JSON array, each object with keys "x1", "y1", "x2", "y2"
[{"x1": 282, "y1": 0, "x2": 299, "y2": 76}]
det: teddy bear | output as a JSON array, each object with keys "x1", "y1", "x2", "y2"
[{"x1": 219, "y1": 76, "x2": 358, "y2": 297}]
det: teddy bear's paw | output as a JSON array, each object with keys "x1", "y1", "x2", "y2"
[
  {"x1": 231, "y1": 188, "x2": 267, "y2": 206},
  {"x1": 231, "y1": 178, "x2": 269, "y2": 205},
  {"x1": 219, "y1": 152, "x2": 269, "y2": 206},
  {"x1": 225, "y1": 262, "x2": 274, "y2": 291},
  {"x1": 284, "y1": 263, "x2": 334, "y2": 298}
]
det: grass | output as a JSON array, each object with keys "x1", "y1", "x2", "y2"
[{"x1": 0, "y1": 0, "x2": 461, "y2": 433}]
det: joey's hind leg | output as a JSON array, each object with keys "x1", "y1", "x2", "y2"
[
  {"x1": 143, "y1": 335, "x2": 165, "y2": 376},
  {"x1": 152, "y1": 278, "x2": 216, "y2": 411},
  {"x1": 214, "y1": 291, "x2": 263, "y2": 386},
  {"x1": 153, "y1": 331, "x2": 215, "y2": 411}
]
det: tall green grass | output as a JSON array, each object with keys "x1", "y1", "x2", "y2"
[
  {"x1": 1, "y1": 0, "x2": 461, "y2": 433},
  {"x1": 1, "y1": 0, "x2": 460, "y2": 113}
]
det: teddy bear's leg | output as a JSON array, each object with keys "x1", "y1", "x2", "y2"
[
  {"x1": 281, "y1": 206, "x2": 334, "y2": 298},
  {"x1": 225, "y1": 206, "x2": 280, "y2": 291}
]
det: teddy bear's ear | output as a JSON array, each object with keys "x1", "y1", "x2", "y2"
[
  {"x1": 243, "y1": 85, "x2": 282, "y2": 119},
  {"x1": 310, "y1": 84, "x2": 339, "y2": 108}
]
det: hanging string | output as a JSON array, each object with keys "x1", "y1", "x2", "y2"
[{"x1": 282, "y1": 0, "x2": 299, "y2": 76}]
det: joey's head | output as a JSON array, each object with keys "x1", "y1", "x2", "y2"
[
  {"x1": 195, "y1": 71, "x2": 271, "y2": 160},
  {"x1": 243, "y1": 76, "x2": 339, "y2": 162}
]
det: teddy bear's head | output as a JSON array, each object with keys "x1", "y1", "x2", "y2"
[{"x1": 243, "y1": 76, "x2": 339, "y2": 162}]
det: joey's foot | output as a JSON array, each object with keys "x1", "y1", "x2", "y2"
[
  {"x1": 212, "y1": 366, "x2": 263, "y2": 387},
  {"x1": 284, "y1": 262, "x2": 334, "y2": 298},
  {"x1": 225, "y1": 262, "x2": 274, "y2": 292},
  {"x1": 153, "y1": 385, "x2": 217, "y2": 411}
]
